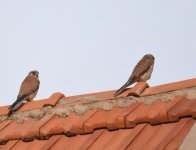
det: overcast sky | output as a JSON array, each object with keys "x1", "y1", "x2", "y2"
[{"x1": 0, "y1": 0, "x2": 195, "y2": 106}]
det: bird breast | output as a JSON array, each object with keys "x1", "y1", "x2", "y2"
[{"x1": 139, "y1": 65, "x2": 153, "y2": 82}]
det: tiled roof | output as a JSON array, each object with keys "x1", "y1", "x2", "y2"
[{"x1": 0, "y1": 78, "x2": 196, "y2": 150}]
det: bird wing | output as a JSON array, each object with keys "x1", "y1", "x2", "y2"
[
  {"x1": 18, "y1": 75, "x2": 40, "y2": 97},
  {"x1": 130, "y1": 56, "x2": 154, "y2": 80}
]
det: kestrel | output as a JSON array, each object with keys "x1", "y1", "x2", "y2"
[
  {"x1": 114, "y1": 54, "x2": 155, "y2": 97},
  {"x1": 8, "y1": 70, "x2": 40, "y2": 117}
]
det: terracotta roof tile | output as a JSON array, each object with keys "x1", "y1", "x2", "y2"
[
  {"x1": 9, "y1": 140, "x2": 29, "y2": 150},
  {"x1": 40, "y1": 110, "x2": 97, "y2": 137},
  {"x1": 126, "y1": 118, "x2": 194, "y2": 150},
  {"x1": 45, "y1": 92, "x2": 65, "y2": 106},
  {"x1": 168, "y1": 98, "x2": 196, "y2": 121},
  {"x1": 88, "y1": 129, "x2": 119, "y2": 150},
  {"x1": 49, "y1": 136, "x2": 71, "y2": 150},
  {"x1": 164, "y1": 118, "x2": 195, "y2": 149},
  {"x1": 0, "y1": 115, "x2": 54, "y2": 142},
  {"x1": 0, "y1": 106, "x2": 10, "y2": 116},
  {"x1": 50, "y1": 132, "x2": 104, "y2": 150},
  {"x1": 136, "y1": 118, "x2": 194, "y2": 150},
  {"x1": 102, "y1": 124, "x2": 146, "y2": 150},
  {"x1": 141, "y1": 78, "x2": 196, "y2": 96},
  {"x1": 119, "y1": 82, "x2": 149, "y2": 97},
  {"x1": 126, "y1": 97, "x2": 181, "y2": 128},
  {"x1": 0, "y1": 120, "x2": 12, "y2": 131},
  {"x1": 83, "y1": 103, "x2": 140, "y2": 133},
  {"x1": 0, "y1": 140, "x2": 18, "y2": 150},
  {"x1": 126, "y1": 123, "x2": 160, "y2": 150},
  {"x1": 10, "y1": 135, "x2": 61, "y2": 150},
  {"x1": 60, "y1": 131, "x2": 102, "y2": 150},
  {"x1": 179, "y1": 122, "x2": 196, "y2": 149},
  {"x1": 77, "y1": 130, "x2": 104, "y2": 150}
]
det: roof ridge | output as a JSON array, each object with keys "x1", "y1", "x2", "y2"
[
  {"x1": 66, "y1": 78, "x2": 196, "y2": 98},
  {"x1": 0, "y1": 78, "x2": 195, "y2": 117},
  {"x1": 0, "y1": 86, "x2": 195, "y2": 123}
]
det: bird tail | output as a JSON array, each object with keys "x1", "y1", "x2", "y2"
[
  {"x1": 8, "y1": 95, "x2": 27, "y2": 117},
  {"x1": 114, "y1": 84, "x2": 128, "y2": 97},
  {"x1": 114, "y1": 78, "x2": 135, "y2": 97},
  {"x1": 7, "y1": 108, "x2": 15, "y2": 118}
]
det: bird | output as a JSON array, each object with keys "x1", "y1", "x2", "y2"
[
  {"x1": 114, "y1": 54, "x2": 155, "y2": 97},
  {"x1": 8, "y1": 70, "x2": 40, "y2": 117}
]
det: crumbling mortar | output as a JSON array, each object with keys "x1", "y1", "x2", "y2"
[{"x1": 0, "y1": 87, "x2": 195, "y2": 123}]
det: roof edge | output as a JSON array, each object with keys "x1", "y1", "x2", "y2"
[
  {"x1": 66, "y1": 78, "x2": 196, "y2": 99},
  {"x1": 141, "y1": 78, "x2": 196, "y2": 96}
]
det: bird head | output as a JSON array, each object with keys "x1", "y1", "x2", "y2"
[
  {"x1": 145, "y1": 54, "x2": 155, "y2": 60},
  {"x1": 28, "y1": 70, "x2": 39, "y2": 78}
]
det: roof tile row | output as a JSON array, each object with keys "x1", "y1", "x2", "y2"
[
  {"x1": 0, "y1": 118, "x2": 194, "y2": 150},
  {"x1": 0, "y1": 96, "x2": 195, "y2": 143}
]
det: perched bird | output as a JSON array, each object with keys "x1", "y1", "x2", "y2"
[
  {"x1": 8, "y1": 70, "x2": 40, "y2": 117},
  {"x1": 114, "y1": 54, "x2": 155, "y2": 97}
]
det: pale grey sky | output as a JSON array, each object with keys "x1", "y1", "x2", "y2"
[{"x1": 0, "y1": 0, "x2": 195, "y2": 106}]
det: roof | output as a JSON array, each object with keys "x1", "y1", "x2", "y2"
[{"x1": 0, "y1": 78, "x2": 196, "y2": 150}]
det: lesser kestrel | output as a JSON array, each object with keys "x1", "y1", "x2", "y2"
[
  {"x1": 8, "y1": 70, "x2": 40, "y2": 117},
  {"x1": 114, "y1": 54, "x2": 155, "y2": 97}
]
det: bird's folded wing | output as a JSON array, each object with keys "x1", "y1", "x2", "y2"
[
  {"x1": 18, "y1": 75, "x2": 40, "y2": 96},
  {"x1": 131, "y1": 57, "x2": 153, "y2": 78}
]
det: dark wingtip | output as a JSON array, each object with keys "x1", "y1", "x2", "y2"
[
  {"x1": 113, "y1": 93, "x2": 117, "y2": 97},
  {"x1": 7, "y1": 109, "x2": 14, "y2": 118},
  {"x1": 113, "y1": 82, "x2": 129, "y2": 97},
  {"x1": 113, "y1": 87, "x2": 126, "y2": 97},
  {"x1": 113, "y1": 91, "x2": 120, "y2": 97},
  {"x1": 7, "y1": 95, "x2": 27, "y2": 118}
]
